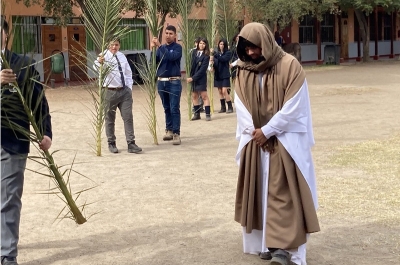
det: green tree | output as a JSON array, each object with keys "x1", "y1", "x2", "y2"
[
  {"x1": 240, "y1": 0, "x2": 337, "y2": 30},
  {"x1": 339, "y1": 0, "x2": 400, "y2": 62},
  {"x1": 127, "y1": 0, "x2": 198, "y2": 40},
  {"x1": 16, "y1": 0, "x2": 81, "y2": 25}
]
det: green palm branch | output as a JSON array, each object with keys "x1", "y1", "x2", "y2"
[
  {"x1": 206, "y1": 0, "x2": 218, "y2": 113},
  {"x1": 0, "y1": 55, "x2": 87, "y2": 224},
  {"x1": 132, "y1": 54, "x2": 160, "y2": 144},
  {"x1": 139, "y1": 0, "x2": 165, "y2": 144},
  {"x1": 177, "y1": 0, "x2": 199, "y2": 120},
  {"x1": 216, "y1": 0, "x2": 241, "y2": 102},
  {"x1": 216, "y1": 0, "x2": 241, "y2": 44}
]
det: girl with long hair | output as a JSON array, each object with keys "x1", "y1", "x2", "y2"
[
  {"x1": 187, "y1": 38, "x2": 212, "y2": 121},
  {"x1": 211, "y1": 38, "x2": 233, "y2": 113}
]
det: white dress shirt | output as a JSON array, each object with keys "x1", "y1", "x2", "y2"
[{"x1": 94, "y1": 50, "x2": 133, "y2": 89}]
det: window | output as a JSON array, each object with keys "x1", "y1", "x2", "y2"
[
  {"x1": 11, "y1": 16, "x2": 41, "y2": 54},
  {"x1": 321, "y1": 13, "x2": 335, "y2": 43},
  {"x1": 119, "y1": 18, "x2": 147, "y2": 50},
  {"x1": 383, "y1": 13, "x2": 392, "y2": 41},
  {"x1": 86, "y1": 18, "x2": 147, "y2": 51},
  {"x1": 299, "y1": 15, "x2": 315, "y2": 44}
]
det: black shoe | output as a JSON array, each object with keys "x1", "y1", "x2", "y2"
[
  {"x1": 108, "y1": 142, "x2": 118, "y2": 153},
  {"x1": 1, "y1": 256, "x2": 18, "y2": 265},
  {"x1": 218, "y1": 108, "x2": 226, "y2": 113},
  {"x1": 259, "y1": 252, "x2": 272, "y2": 260},
  {"x1": 226, "y1": 107, "x2": 234, "y2": 113},
  {"x1": 270, "y1": 249, "x2": 291, "y2": 265},
  {"x1": 191, "y1": 113, "x2": 201, "y2": 121},
  {"x1": 128, "y1": 142, "x2": 142, "y2": 153}
]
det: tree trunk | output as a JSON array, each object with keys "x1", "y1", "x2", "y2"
[{"x1": 354, "y1": 9, "x2": 369, "y2": 62}]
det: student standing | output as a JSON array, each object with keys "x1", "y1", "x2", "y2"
[
  {"x1": 187, "y1": 37, "x2": 211, "y2": 121},
  {"x1": 211, "y1": 38, "x2": 233, "y2": 113},
  {"x1": 95, "y1": 37, "x2": 142, "y2": 154},
  {"x1": 151, "y1": 25, "x2": 183, "y2": 145}
]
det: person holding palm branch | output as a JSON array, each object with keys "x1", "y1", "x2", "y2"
[
  {"x1": 187, "y1": 38, "x2": 211, "y2": 121},
  {"x1": 1, "y1": 19, "x2": 52, "y2": 265}
]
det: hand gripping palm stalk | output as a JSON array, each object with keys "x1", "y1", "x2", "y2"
[{"x1": 1, "y1": 56, "x2": 87, "y2": 224}]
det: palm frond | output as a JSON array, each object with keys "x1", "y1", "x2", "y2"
[
  {"x1": 133, "y1": 0, "x2": 166, "y2": 144},
  {"x1": 0, "y1": 53, "x2": 87, "y2": 224},
  {"x1": 206, "y1": 0, "x2": 219, "y2": 113},
  {"x1": 216, "y1": 0, "x2": 241, "y2": 44},
  {"x1": 177, "y1": 0, "x2": 199, "y2": 120}
]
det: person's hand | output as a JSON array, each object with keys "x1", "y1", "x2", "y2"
[
  {"x1": 97, "y1": 54, "x2": 105, "y2": 64},
  {"x1": 229, "y1": 63, "x2": 233, "y2": 68},
  {"x1": 151, "y1": 37, "x2": 160, "y2": 47},
  {"x1": 187, "y1": 77, "x2": 193, "y2": 83},
  {"x1": 210, "y1": 56, "x2": 214, "y2": 61},
  {"x1": 252, "y1": 128, "x2": 267, "y2": 147},
  {"x1": 39, "y1": 135, "x2": 52, "y2": 151},
  {"x1": 0, "y1": 69, "x2": 17, "y2": 85}
]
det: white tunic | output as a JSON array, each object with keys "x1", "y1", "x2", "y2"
[{"x1": 235, "y1": 77, "x2": 318, "y2": 265}]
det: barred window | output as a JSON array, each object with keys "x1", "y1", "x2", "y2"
[
  {"x1": 11, "y1": 16, "x2": 42, "y2": 54},
  {"x1": 299, "y1": 15, "x2": 315, "y2": 44},
  {"x1": 383, "y1": 13, "x2": 392, "y2": 41},
  {"x1": 321, "y1": 13, "x2": 335, "y2": 43}
]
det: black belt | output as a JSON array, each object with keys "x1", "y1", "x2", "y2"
[{"x1": 103, "y1": 87, "x2": 124, "y2": 91}]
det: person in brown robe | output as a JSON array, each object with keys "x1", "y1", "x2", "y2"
[{"x1": 234, "y1": 22, "x2": 320, "y2": 265}]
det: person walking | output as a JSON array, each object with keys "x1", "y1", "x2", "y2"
[
  {"x1": 1, "y1": 19, "x2": 53, "y2": 265},
  {"x1": 187, "y1": 37, "x2": 211, "y2": 121},
  {"x1": 234, "y1": 22, "x2": 320, "y2": 265},
  {"x1": 151, "y1": 25, "x2": 183, "y2": 145},
  {"x1": 211, "y1": 38, "x2": 233, "y2": 113},
  {"x1": 95, "y1": 37, "x2": 142, "y2": 154}
]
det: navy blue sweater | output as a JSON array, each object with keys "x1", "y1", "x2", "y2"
[
  {"x1": 213, "y1": 50, "x2": 232, "y2": 80},
  {"x1": 1, "y1": 51, "x2": 52, "y2": 155},
  {"x1": 156, "y1": 42, "x2": 182, "y2": 77},
  {"x1": 190, "y1": 51, "x2": 210, "y2": 87}
]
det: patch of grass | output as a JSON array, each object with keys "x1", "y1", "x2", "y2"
[{"x1": 319, "y1": 134, "x2": 400, "y2": 226}]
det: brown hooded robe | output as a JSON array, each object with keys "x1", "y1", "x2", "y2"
[{"x1": 234, "y1": 23, "x2": 320, "y2": 250}]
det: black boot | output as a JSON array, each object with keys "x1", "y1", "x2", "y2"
[
  {"x1": 205, "y1": 106, "x2": 211, "y2": 121},
  {"x1": 218, "y1": 99, "x2": 226, "y2": 113},
  {"x1": 226, "y1": 101, "x2": 233, "y2": 113},
  {"x1": 191, "y1": 105, "x2": 201, "y2": 120}
]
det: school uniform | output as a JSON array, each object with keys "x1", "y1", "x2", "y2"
[
  {"x1": 213, "y1": 50, "x2": 232, "y2": 88},
  {"x1": 190, "y1": 50, "x2": 210, "y2": 92}
]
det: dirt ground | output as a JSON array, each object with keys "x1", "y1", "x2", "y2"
[{"x1": 18, "y1": 60, "x2": 400, "y2": 265}]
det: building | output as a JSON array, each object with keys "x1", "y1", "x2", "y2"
[{"x1": 2, "y1": 2, "x2": 399, "y2": 82}]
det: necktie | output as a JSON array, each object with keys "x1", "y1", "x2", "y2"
[
  {"x1": 115, "y1": 55, "x2": 126, "y2": 88},
  {"x1": 197, "y1": 51, "x2": 201, "y2": 57}
]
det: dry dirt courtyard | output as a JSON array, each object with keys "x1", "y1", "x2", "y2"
[{"x1": 18, "y1": 60, "x2": 400, "y2": 265}]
